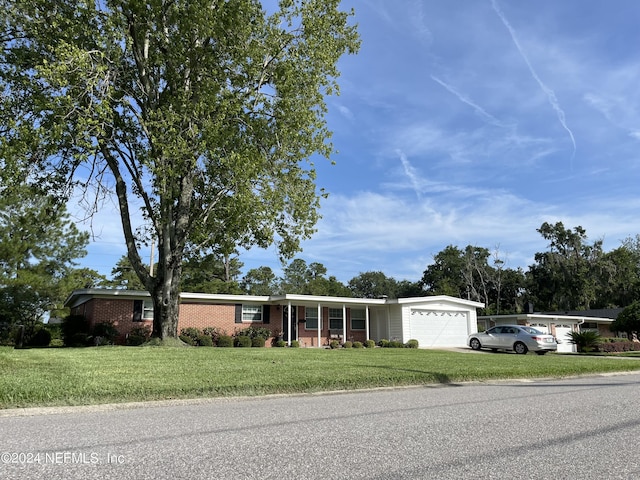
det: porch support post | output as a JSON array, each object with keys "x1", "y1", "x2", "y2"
[
  {"x1": 317, "y1": 303, "x2": 322, "y2": 348},
  {"x1": 342, "y1": 304, "x2": 347, "y2": 343},
  {"x1": 287, "y1": 301, "x2": 292, "y2": 346},
  {"x1": 365, "y1": 306, "x2": 370, "y2": 341}
]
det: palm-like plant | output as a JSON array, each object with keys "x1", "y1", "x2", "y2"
[{"x1": 566, "y1": 330, "x2": 602, "y2": 353}]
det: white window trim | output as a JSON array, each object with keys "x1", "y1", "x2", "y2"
[{"x1": 242, "y1": 304, "x2": 263, "y2": 323}]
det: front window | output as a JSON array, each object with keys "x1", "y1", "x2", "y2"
[
  {"x1": 242, "y1": 305, "x2": 262, "y2": 322},
  {"x1": 305, "y1": 308, "x2": 321, "y2": 330},
  {"x1": 143, "y1": 300, "x2": 154, "y2": 320},
  {"x1": 350, "y1": 309, "x2": 366, "y2": 330},
  {"x1": 329, "y1": 308, "x2": 343, "y2": 330}
]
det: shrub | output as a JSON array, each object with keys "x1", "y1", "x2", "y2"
[
  {"x1": 26, "y1": 328, "x2": 51, "y2": 347},
  {"x1": 217, "y1": 335, "x2": 233, "y2": 347},
  {"x1": 329, "y1": 340, "x2": 340, "y2": 349},
  {"x1": 235, "y1": 335, "x2": 252, "y2": 347},
  {"x1": 197, "y1": 334, "x2": 213, "y2": 347},
  {"x1": 235, "y1": 326, "x2": 272, "y2": 340},
  {"x1": 598, "y1": 341, "x2": 640, "y2": 353},
  {"x1": 275, "y1": 339, "x2": 287, "y2": 347},
  {"x1": 353, "y1": 341, "x2": 363, "y2": 349},
  {"x1": 405, "y1": 339, "x2": 419, "y2": 349},
  {"x1": 343, "y1": 341, "x2": 353, "y2": 349},
  {"x1": 251, "y1": 337, "x2": 266, "y2": 347},
  {"x1": 69, "y1": 332, "x2": 90, "y2": 347},
  {"x1": 62, "y1": 315, "x2": 91, "y2": 347},
  {"x1": 202, "y1": 326, "x2": 225, "y2": 344},
  {"x1": 179, "y1": 327, "x2": 201, "y2": 345},
  {"x1": 290, "y1": 340, "x2": 300, "y2": 348},
  {"x1": 378, "y1": 339, "x2": 389, "y2": 348},
  {"x1": 364, "y1": 339, "x2": 376, "y2": 349},
  {"x1": 126, "y1": 326, "x2": 151, "y2": 346},
  {"x1": 92, "y1": 322, "x2": 119, "y2": 346},
  {"x1": 566, "y1": 330, "x2": 602, "y2": 353},
  {"x1": 388, "y1": 340, "x2": 404, "y2": 348}
]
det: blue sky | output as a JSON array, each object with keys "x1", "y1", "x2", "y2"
[{"x1": 81, "y1": 0, "x2": 640, "y2": 284}]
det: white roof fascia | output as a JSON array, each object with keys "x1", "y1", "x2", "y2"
[{"x1": 479, "y1": 313, "x2": 614, "y2": 324}]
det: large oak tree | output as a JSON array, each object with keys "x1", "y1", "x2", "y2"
[{"x1": 0, "y1": 0, "x2": 359, "y2": 339}]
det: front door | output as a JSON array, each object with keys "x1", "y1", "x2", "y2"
[{"x1": 282, "y1": 305, "x2": 297, "y2": 342}]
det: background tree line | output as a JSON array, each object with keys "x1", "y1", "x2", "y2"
[{"x1": 99, "y1": 221, "x2": 640, "y2": 315}]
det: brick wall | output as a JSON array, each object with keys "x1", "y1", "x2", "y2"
[
  {"x1": 71, "y1": 299, "x2": 370, "y2": 346},
  {"x1": 72, "y1": 298, "x2": 152, "y2": 343}
]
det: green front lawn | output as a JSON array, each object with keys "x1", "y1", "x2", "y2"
[{"x1": 1, "y1": 346, "x2": 639, "y2": 409}]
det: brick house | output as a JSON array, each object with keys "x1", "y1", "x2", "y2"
[{"x1": 64, "y1": 289, "x2": 484, "y2": 347}]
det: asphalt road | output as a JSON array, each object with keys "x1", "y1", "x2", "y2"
[{"x1": 2, "y1": 372, "x2": 640, "y2": 479}]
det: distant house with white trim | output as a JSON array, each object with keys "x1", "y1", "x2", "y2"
[
  {"x1": 64, "y1": 289, "x2": 484, "y2": 348},
  {"x1": 478, "y1": 312, "x2": 617, "y2": 353}
]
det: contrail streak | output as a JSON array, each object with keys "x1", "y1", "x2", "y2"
[
  {"x1": 491, "y1": 0, "x2": 577, "y2": 164},
  {"x1": 431, "y1": 75, "x2": 505, "y2": 127},
  {"x1": 397, "y1": 150, "x2": 422, "y2": 200}
]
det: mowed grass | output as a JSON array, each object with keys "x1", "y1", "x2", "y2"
[{"x1": 1, "y1": 346, "x2": 640, "y2": 409}]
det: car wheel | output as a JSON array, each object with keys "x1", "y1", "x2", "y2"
[
  {"x1": 535, "y1": 351, "x2": 546, "y2": 355},
  {"x1": 514, "y1": 342, "x2": 528, "y2": 355},
  {"x1": 470, "y1": 338, "x2": 481, "y2": 350}
]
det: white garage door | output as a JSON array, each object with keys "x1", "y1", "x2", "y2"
[
  {"x1": 409, "y1": 310, "x2": 469, "y2": 347},
  {"x1": 555, "y1": 325, "x2": 575, "y2": 353}
]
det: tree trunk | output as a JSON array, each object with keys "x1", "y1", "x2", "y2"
[{"x1": 151, "y1": 275, "x2": 181, "y2": 339}]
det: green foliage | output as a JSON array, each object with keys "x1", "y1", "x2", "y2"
[
  {"x1": 290, "y1": 340, "x2": 300, "y2": 348},
  {"x1": 275, "y1": 340, "x2": 287, "y2": 348},
  {"x1": 181, "y1": 253, "x2": 244, "y2": 294},
  {"x1": 217, "y1": 335, "x2": 234, "y2": 348},
  {"x1": 241, "y1": 267, "x2": 278, "y2": 295},
  {"x1": 405, "y1": 339, "x2": 419, "y2": 349},
  {"x1": 566, "y1": 330, "x2": 602, "y2": 353},
  {"x1": 99, "y1": 256, "x2": 146, "y2": 290},
  {"x1": 62, "y1": 315, "x2": 91, "y2": 347},
  {"x1": 352, "y1": 341, "x2": 363, "y2": 348},
  {"x1": 126, "y1": 326, "x2": 151, "y2": 346},
  {"x1": 197, "y1": 334, "x2": 213, "y2": 347},
  {"x1": 202, "y1": 327, "x2": 226, "y2": 344},
  {"x1": 388, "y1": 340, "x2": 405, "y2": 348},
  {"x1": 343, "y1": 341, "x2": 353, "y2": 349},
  {"x1": 611, "y1": 301, "x2": 640, "y2": 336},
  {"x1": 528, "y1": 222, "x2": 604, "y2": 311},
  {"x1": 364, "y1": 340, "x2": 376, "y2": 349},
  {"x1": 235, "y1": 326, "x2": 272, "y2": 340},
  {"x1": 0, "y1": 186, "x2": 95, "y2": 334},
  {"x1": 378, "y1": 339, "x2": 389, "y2": 348},
  {"x1": 348, "y1": 271, "x2": 413, "y2": 299},
  {"x1": 329, "y1": 340, "x2": 340, "y2": 349},
  {"x1": 0, "y1": 0, "x2": 359, "y2": 340},
  {"x1": 234, "y1": 335, "x2": 252, "y2": 348},
  {"x1": 26, "y1": 328, "x2": 51, "y2": 347},
  {"x1": 179, "y1": 328, "x2": 202, "y2": 346},
  {"x1": 280, "y1": 258, "x2": 351, "y2": 296},
  {"x1": 92, "y1": 322, "x2": 119, "y2": 346},
  {"x1": 251, "y1": 337, "x2": 266, "y2": 348}
]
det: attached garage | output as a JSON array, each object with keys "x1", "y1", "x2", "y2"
[
  {"x1": 380, "y1": 296, "x2": 484, "y2": 348},
  {"x1": 408, "y1": 310, "x2": 470, "y2": 347}
]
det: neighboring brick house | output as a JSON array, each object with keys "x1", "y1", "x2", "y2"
[{"x1": 64, "y1": 289, "x2": 484, "y2": 347}]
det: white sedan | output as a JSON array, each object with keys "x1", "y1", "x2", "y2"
[{"x1": 468, "y1": 325, "x2": 558, "y2": 355}]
